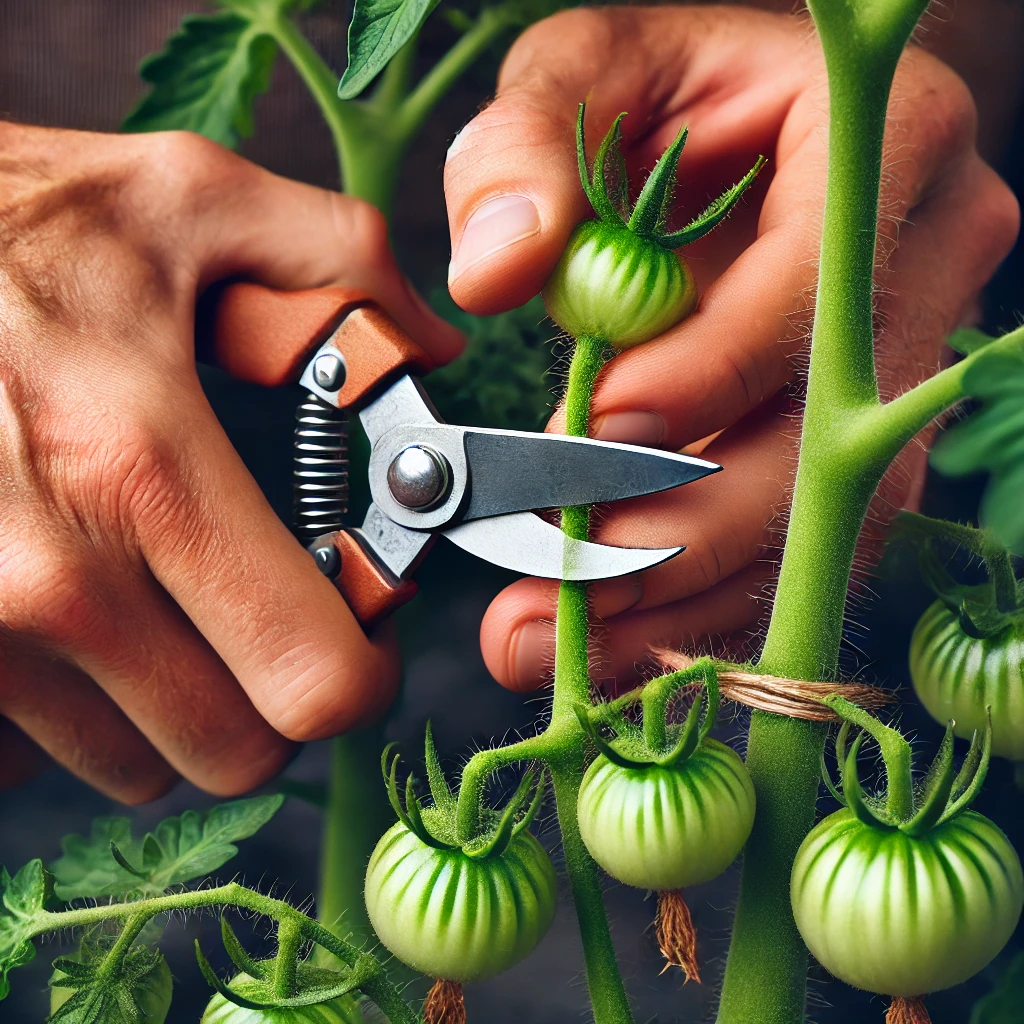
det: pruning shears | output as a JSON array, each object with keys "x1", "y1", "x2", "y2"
[{"x1": 201, "y1": 283, "x2": 721, "y2": 628}]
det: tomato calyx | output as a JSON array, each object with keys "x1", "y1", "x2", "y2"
[
  {"x1": 822, "y1": 695, "x2": 992, "y2": 836},
  {"x1": 196, "y1": 916, "x2": 373, "y2": 1013},
  {"x1": 574, "y1": 103, "x2": 765, "y2": 253},
  {"x1": 893, "y1": 511, "x2": 1024, "y2": 639},
  {"x1": 382, "y1": 725, "x2": 545, "y2": 860},
  {"x1": 576, "y1": 663, "x2": 720, "y2": 769}
]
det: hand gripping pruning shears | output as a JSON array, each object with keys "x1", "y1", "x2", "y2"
[{"x1": 201, "y1": 283, "x2": 721, "y2": 628}]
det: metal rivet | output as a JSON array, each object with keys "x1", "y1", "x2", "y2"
[
  {"x1": 312, "y1": 543, "x2": 341, "y2": 578},
  {"x1": 387, "y1": 446, "x2": 450, "y2": 510},
  {"x1": 313, "y1": 352, "x2": 345, "y2": 392}
]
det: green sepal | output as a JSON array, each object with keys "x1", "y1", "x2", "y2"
[
  {"x1": 381, "y1": 745, "x2": 448, "y2": 850},
  {"x1": 462, "y1": 768, "x2": 540, "y2": 860},
  {"x1": 841, "y1": 732, "x2": 898, "y2": 831},
  {"x1": 653, "y1": 687, "x2": 704, "y2": 768},
  {"x1": 219, "y1": 917, "x2": 269, "y2": 981},
  {"x1": 820, "y1": 745, "x2": 846, "y2": 807},
  {"x1": 627, "y1": 122, "x2": 689, "y2": 240},
  {"x1": 592, "y1": 112, "x2": 629, "y2": 225},
  {"x1": 196, "y1": 944, "x2": 376, "y2": 1010},
  {"x1": 574, "y1": 705, "x2": 650, "y2": 769},
  {"x1": 659, "y1": 155, "x2": 767, "y2": 249},
  {"x1": 423, "y1": 723, "x2": 456, "y2": 816},
  {"x1": 512, "y1": 767, "x2": 547, "y2": 838},
  {"x1": 576, "y1": 105, "x2": 627, "y2": 226},
  {"x1": 901, "y1": 721, "x2": 957, "y2": 837},
  {"x1": 107, "y1": 843, "x2": 148, "y2": 882},
  {"x1": 939, "y1": 711, "x2": 993, "y2": 825},
  {"x1": 824, "y1": 695, "x2": 914, "y2": 823}
]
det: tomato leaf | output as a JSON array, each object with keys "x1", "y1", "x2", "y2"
[
  {"x1": 50, "y1": 795, "x2": 284, "y2": 900},
  {"x1": 931, "y1": 348, "x2": 1024, "y2": 554},
  {"x1": 338, "y1": 0, "x2": 442, "y2": 100},
  {"x1": 122, "y1": 1, "x2": 291, "y2": 148},
  {"x1": 0, "y1": 860, "x2": 53, "y2": 999}
]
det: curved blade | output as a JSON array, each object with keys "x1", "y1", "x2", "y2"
[
  {"x1": 442, "y1": 512, "x2": 682, "y2": 580},
  {"x1": 462, "y1": 430, "x2": 720, "y2": 521}
]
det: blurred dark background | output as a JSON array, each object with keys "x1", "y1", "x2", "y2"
[{"x1": 2, "y1": 2, "x2": 1024, "y2": 1022}]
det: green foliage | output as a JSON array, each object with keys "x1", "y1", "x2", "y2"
[
  {"x1": 338, "y1": 0, "x2": 443, "y2": 99},
  {"x1": 122, "y1": 1, "x2": 294, "y2": 147},
  {"x1": 427, "y1": 294, "x2": 554, "y2": 432},
  {"x1": 971, "y1": 953, "x2": 1024, "y2": 1023},
  {"x1": 48, "y1": 945, "x2": 168, "y2": 1024},
  {"x1": 0, "y1": 860, "x2": 52, "y2": 998},
  {"x1": 50, "y1": 795, "x2": 284, "y2": 900},
  {"x1": 932, "y1": 348, "x2": 1024, "y2": 554}
]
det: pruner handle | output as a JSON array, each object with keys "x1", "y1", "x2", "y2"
[
  {"x1": 198, "y1": 282, "x2": 435, "y2": 403},
  {"x1": 313, "y1": 530, "x2": 423, "y2": 630}
]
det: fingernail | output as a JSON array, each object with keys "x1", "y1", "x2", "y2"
[
  {"x1": 592, "y1": 577, "x2": 644, "y2": 619},
  {"x1": 510, "y1": 619, "x2": 554, "y2": 692},
  {"x1": 449, "y1": 195, "x2": 540, "y2": 283},
  {"x1": 593, "y1": 411, "x2": 666, "y2": 447}
]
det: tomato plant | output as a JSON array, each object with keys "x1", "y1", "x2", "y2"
[{"x1": 4, "y1": 1, "x2": 1024, "y2": 1023}]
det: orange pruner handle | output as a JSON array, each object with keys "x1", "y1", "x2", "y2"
[{"x1": 198, "y1": 281, "x2": 435, "y2": 407}]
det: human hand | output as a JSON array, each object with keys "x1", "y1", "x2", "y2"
[
  {"x1": 0, "y1": 124, "x2": 462, "y2": 800},
  {"x1": 443, "y1": 5, "x2": 1019, "y2": 691}
]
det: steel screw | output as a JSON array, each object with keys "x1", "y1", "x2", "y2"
[
  {"x1": 387, "y1": 445, "x2": 450, "y2": 510},
  {"x1": 312, "y1": 352, "x2": 345, "y2": 392},
  {"x1": 312, "y1": 543, "x2": 341, "y2": 578}
]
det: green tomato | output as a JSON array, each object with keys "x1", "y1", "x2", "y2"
[
  {"x1": 201, "y1": 974, "x2": 362, "y2": 1024},
  {"x1": 791, "y1": 808, "x2": 1024, "y2": 997},
  {"x1": 910, "y1": 599, "x2": 1024, "y2": 759},
  {"x1": 576, "y1": 738, "x2": 756, "y2": 891},
  {"x1": 51, "y1": 952, "x2": 173, "y2": 1021},
  {"x1": 542, "y1": 220, "x2": 697, "y2": 349},
  {"x1": 364, "y1": 821, "x2": 557, "y2": 982}
]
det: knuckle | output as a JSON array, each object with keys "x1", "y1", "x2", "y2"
[
  {"x1": 970, "y1": 166, "x2": 1021, "y2": 262},
  {"x1": 133, "y1": 131, "x2": 241, "y2": 213},
  {"x1": 330, "y1": 195, "x2": 391, "y2": 271},
  {"x1": 0, "y1": 540, "x2": 101, "y2": 648}
]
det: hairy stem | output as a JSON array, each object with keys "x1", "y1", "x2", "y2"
[
  {"x1": 716, "y1": 3, "x2": 930, "y2": 1022},
  {"x1": 550, "y1": 334, "x2": 634, "y2": 1024},
  {"x1": 32, "y1": 883, "x2": 416, "y2": 1024},
  {"x1": 274, "y1": 917, "x2": 302, "y2": 999}
]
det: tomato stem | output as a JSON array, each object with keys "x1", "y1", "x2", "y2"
[
  {"x1": 26, "y1": 882, "x2": 418, "y2": 1024},
  {"x1": 715, "y1": 2, "x2": 933, "y2": 1021}
]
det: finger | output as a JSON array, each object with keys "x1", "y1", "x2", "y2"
[
  {"x1": 483, "y1": 562, "x2": 769, "y2": 693},
  {"x1": 0, "y1": 717, "x2": 49, "y2": 791},
  {"x1": 120, "y1": 383, "x2": 403, "y2": 744},
  {"x1": 0, "y1": 645, "x2": 177, "y2": 803},
  {"x1": 445, "y1": 6, "x2": 806, "y2": 314},
  {"x1": 122, "y1": 131, "x2": 464, "y2": 365}
]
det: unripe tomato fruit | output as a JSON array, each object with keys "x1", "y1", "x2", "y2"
[
  {"x1": 791, "y1": 808, "x2": 1023, "y2": 997},
  {"x1": 51, "y1": 952, "x2": 173, "y2": 1021},
  {"x1": 910, "y1": 600, "x2": 1024, "y2": 759},
  {"x1": 576, "y1": 738, "x2": 755, "y2": 890},
  {"x1": 364, "y1": 821, "x2": 557, "y2": 982},
  {"x1": 201, "y1": 974, "x2": 362, "y2": 1024},
  {"x1": 543, "y1": 220, "x2": 697, "y2": 349}
]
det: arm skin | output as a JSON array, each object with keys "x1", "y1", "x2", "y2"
[{"x1": 440, "y1": 4, "x2": 1023, "y2": 692}]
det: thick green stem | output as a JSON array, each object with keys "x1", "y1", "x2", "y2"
[
  {"x1": 274, "y1": 917, "x2": 302, "y2": 999},
  {"x1": 716, "y1": 3, "x2": 930, "y2": 1022},
  {"x1": 96, "y1": 911, "x2": 149, "y2": 981}
]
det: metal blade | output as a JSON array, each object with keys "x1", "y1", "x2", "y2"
[
  {"x1": 442, "y1": 512, "x2": 683, "y2": 581},
  {"x1": 461, "y1": 430, "x2": 720, "y2": 521}
]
